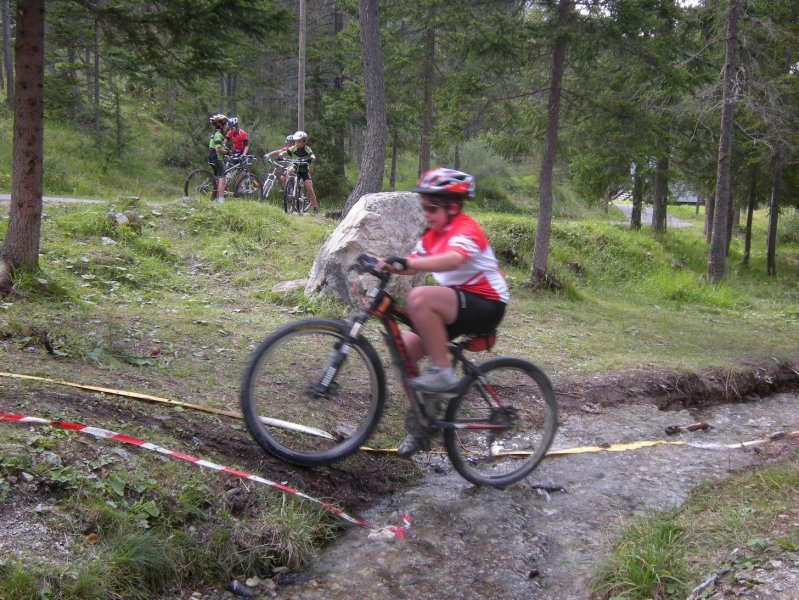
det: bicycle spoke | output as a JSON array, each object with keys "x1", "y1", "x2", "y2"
[
  {"x1": 444, "y1": 358, "x2": 557, "y2": 487},
  {"x1": 240, "y1": 321, "x2": 385, "y2": 466}
]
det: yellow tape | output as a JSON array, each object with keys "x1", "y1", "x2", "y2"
[
  {"x1": 3, "y1": 371, "x2": 797, "y2": 458},
  {"x1": 0, "y1": 371, "x2": 241, "y2": 419}
]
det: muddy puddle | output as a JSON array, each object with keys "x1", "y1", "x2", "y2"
[{"x1": 275, "y1": 392, "x2": 799, "y2": 599}]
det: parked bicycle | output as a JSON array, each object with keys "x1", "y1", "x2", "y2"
[
  {"x1": 258, "y1": 155, "x2": 288, "y2": 202},
  {"x1": 281, "y1": 159, "x2": 311, "y2": 214},
  {"x1": 239, "y1": 254, "x2": 558, "y2": 488},
  {"x1": 184, "y1": 154, "x2": 262, "y2": 201}
]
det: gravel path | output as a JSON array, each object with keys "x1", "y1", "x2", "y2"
[{"x1": 275, "y1": 393, "x2": 799, "y2": 599}]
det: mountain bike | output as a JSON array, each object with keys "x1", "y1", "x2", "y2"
[
  {"x1": 282, "y1": 159, "x2": 311, "y2": 214},
  {"x1": 258, "y1": 156, "x2": 288, "y2": 202},
  {"x1": 239, "y1": 254, "x2": 558, "y2": 488},
  {"x1": 184, "y1": 154, "x2": 262, "y2": 201}
]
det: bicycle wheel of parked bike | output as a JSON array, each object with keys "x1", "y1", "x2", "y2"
[
  {"x1": 234, "y1": 173, "x2": 262, "y2": 201},
  {"x1": 443, "y1": 357, "x2": 557, "y2": 488},
  {"x1": 260, "y1": 175, "x2": 276, "y2": 202},
  {"x1": 240, "y1": 319, "x2": 387, "y2": 467},
  {"x1": 296, "y1": 186, "x2": 311, "y2": 214},
  {"x1": 283, "y1": 177, "x2": 296, "y2": 213},
  {"x1": 184, "y1": 169, "x2": 215, "y2": 201}
]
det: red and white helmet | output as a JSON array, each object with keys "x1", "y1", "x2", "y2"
[{"x1": 413, "y1": 168, "x2": 475, "y2": 199}]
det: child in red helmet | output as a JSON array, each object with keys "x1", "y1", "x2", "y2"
[{"x1": 377, "y1": 168, "x2": 509, "y2": 457}]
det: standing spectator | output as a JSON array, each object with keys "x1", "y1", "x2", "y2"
[
  {"x1": 225, "y1": 117, "x2": 250, "y2": 156},
  {"x1": 208, "y1": 114, "x2": 229, "y2": 203},
  {"x1": 278, "y1": 131, "x2": 319, "y2": 215}
]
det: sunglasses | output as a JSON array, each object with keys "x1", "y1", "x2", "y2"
[{"x1": 421, "y1": 203, "x2": 445, "y2": 214}]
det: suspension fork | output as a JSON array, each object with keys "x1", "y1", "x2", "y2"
[{"x1": 308, "y1": 316, "x2": 367, "y2": 398}]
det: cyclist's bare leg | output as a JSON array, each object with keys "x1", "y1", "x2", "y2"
[
  {"x1": 216, "y1": 176, "x2": 225, "y2": 200},
  {"x1": 279, "y1": 174, "x2": 287, "y2": 192},
  {"x1": 303, "y1": 179, "x2": 318, "y2": 209},
  {"x1": 400, "y1": 331, "x2": 426, "y2": 369},
  {"x1": 405, "y1": 286, "x2": 457, "y2": 369}
]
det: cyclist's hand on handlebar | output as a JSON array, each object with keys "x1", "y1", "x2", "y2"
[{"x1": 382, "y1": 256, "x2": 408, "y2": 272}]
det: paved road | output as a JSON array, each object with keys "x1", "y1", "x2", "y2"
[{"x1": 612, "y1": 202, "x2": 692, "y2": 228}]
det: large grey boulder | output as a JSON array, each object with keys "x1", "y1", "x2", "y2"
[{"x1": 305, "y1": 192, "x2": 427, "y2": 304}]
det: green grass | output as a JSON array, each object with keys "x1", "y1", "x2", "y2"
[
  {"x1": 0, "y1": 420, "x2": 340, "y2": 599},
  {"x1": 591, "y1": 450, "x2": 799, "y2": 599}
]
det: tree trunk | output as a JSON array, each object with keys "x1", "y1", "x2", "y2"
[
  {"x1": 742, "y1": 165, "x2": 756, "y2": 267},
  {"x1": 332, "y1": 6, "x2": 346, "y2": 183},
  {"x1": 219, "y1": 72, "x2": 225, "y2": 112},
  {"x1": 0, "y1": 0, "x2": 45, "y2": 293},
  {"x1": 725, "y1": 183, "x2": 734, "y2": 256},
  {"x1": 705, "y1": 191, "x2": 714, "y2": 242},
  {"x1": 529, "y1": 0, "x2": 570, "y2": 290},
  {"x1": 652, "y1": 155, "x2": 668, "y2": 233},
  {"x1": 389, "y1": 129, "x2": 398, "y2": 191},
  {"x1": 2, "y1": 0, "x2": 13, "y2": 104},
  {"x1": 630, "y1": 162, "x2": 643, "y2": 231},
  {"x1": 707, "y1": 0, "x2": 739, "y2": 283},
  {"x1": 418, "y1": 16, "x2": 435, "y2": 176},
  {"x1": 93, "y1": 18, "x2": 100, "y2": 143},
  {"x1": 113, "y1": 81, "x2": 122, "y2": 158},
  {"x1": 766, "y1": 152, "x2": 782, "y2": 277},
  {"x1": 67, "y1": 43, "x2": 79, "y2": 105},
  {"x1": 297, "y1": 0, "x2": 306, "y2": 130},
  {"x1": 227, "y1": 73, "x2": 237, "y2": 116},
  {"x1": 342, "y1": 0, "x2": 387, "y2": 217}
]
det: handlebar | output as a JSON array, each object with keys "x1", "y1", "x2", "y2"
[
  {"x1": 228, "y1": 153, "x2": 257, "y2": 165},
  {"x1": 351, "y1": 253, "x2": 390, "y2": 285}
]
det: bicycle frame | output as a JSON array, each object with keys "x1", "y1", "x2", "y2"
[
  {"x1": 283, "y1": 160, "x2": 310, "y2": 214},
  {"x1": 260, "y1": 158, "x2": 287, "y2": 199},
  {"x1": 320, "y1": 266, "x2": 507, "y2": 433}
]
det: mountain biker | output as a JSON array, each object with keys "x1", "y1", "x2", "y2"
[
  {"x1": 376, "y1": 168, "x2": 510, "y2": 457},
  {"x1": 208, "y1": 113, "x2": 229, "y2": 203},
  {"x1": 225, "y1": 117, "x2": 250, "y2": 156},
  {"x1": 266, "y1": 135, "x2": 295, "y2": 192},
  {"x1": 278, "y1": 131, "x2": 319, "y2": 215}
]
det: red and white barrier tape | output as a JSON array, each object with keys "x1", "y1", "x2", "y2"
[{"x1": 0, "y1": 412, "x2": 410, "y2": 539}]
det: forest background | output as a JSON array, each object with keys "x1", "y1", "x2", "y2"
[{"x1": 1, "y1": 0, "x2": 798, "y2": 285}]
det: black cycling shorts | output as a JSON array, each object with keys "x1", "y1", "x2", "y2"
[
  {"x1": 208, "y1": 149, "x2": 224, "y2": 177},
  {"x1": 446, "y1": 288, "x2": 506, "y2": 340}
]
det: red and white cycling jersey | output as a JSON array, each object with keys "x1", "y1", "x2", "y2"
[{"x1": 411, "y1": 212, "x2": 509, "y2": 303}]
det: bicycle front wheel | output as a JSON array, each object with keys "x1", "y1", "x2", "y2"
[
  {"x1": 240, "y1": 319, "x2": 387, "y2": 466},
  {"x1": 283, "y1": 178, "x2": 296, "y2": 213},
  {"x1": 444, "y1": 357, "x2": 558, "y2": 488},
  {"x1": 184, "y1": 169, "x2": 215, "y2": 201},
  {"x1": 260, "y1": 175, "x2": 275, "y2": 201},
  {"x1": 234, "y1": 173, "x2": 262, "y2": 201},
  {"x1": 297, "y1": 185, "x2": 311, "y2": 214}
]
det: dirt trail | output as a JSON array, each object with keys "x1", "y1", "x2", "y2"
[{"x1": 275, "y1": 393, "x2": 799, "y2": 599}]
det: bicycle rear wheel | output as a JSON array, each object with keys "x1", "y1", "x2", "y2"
[
  {"x1": 240, "y1": 319, "x2": 387, "y2": 466},
  {"x1": 234, "y1": 173, "x2": 262, "y2": 201},
  {"x1": 444, "y1": 357, "x2": 557, "y2": 488},
  {"x1": 184, "y1": 169, "x2": 215, "y2": 201}
]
